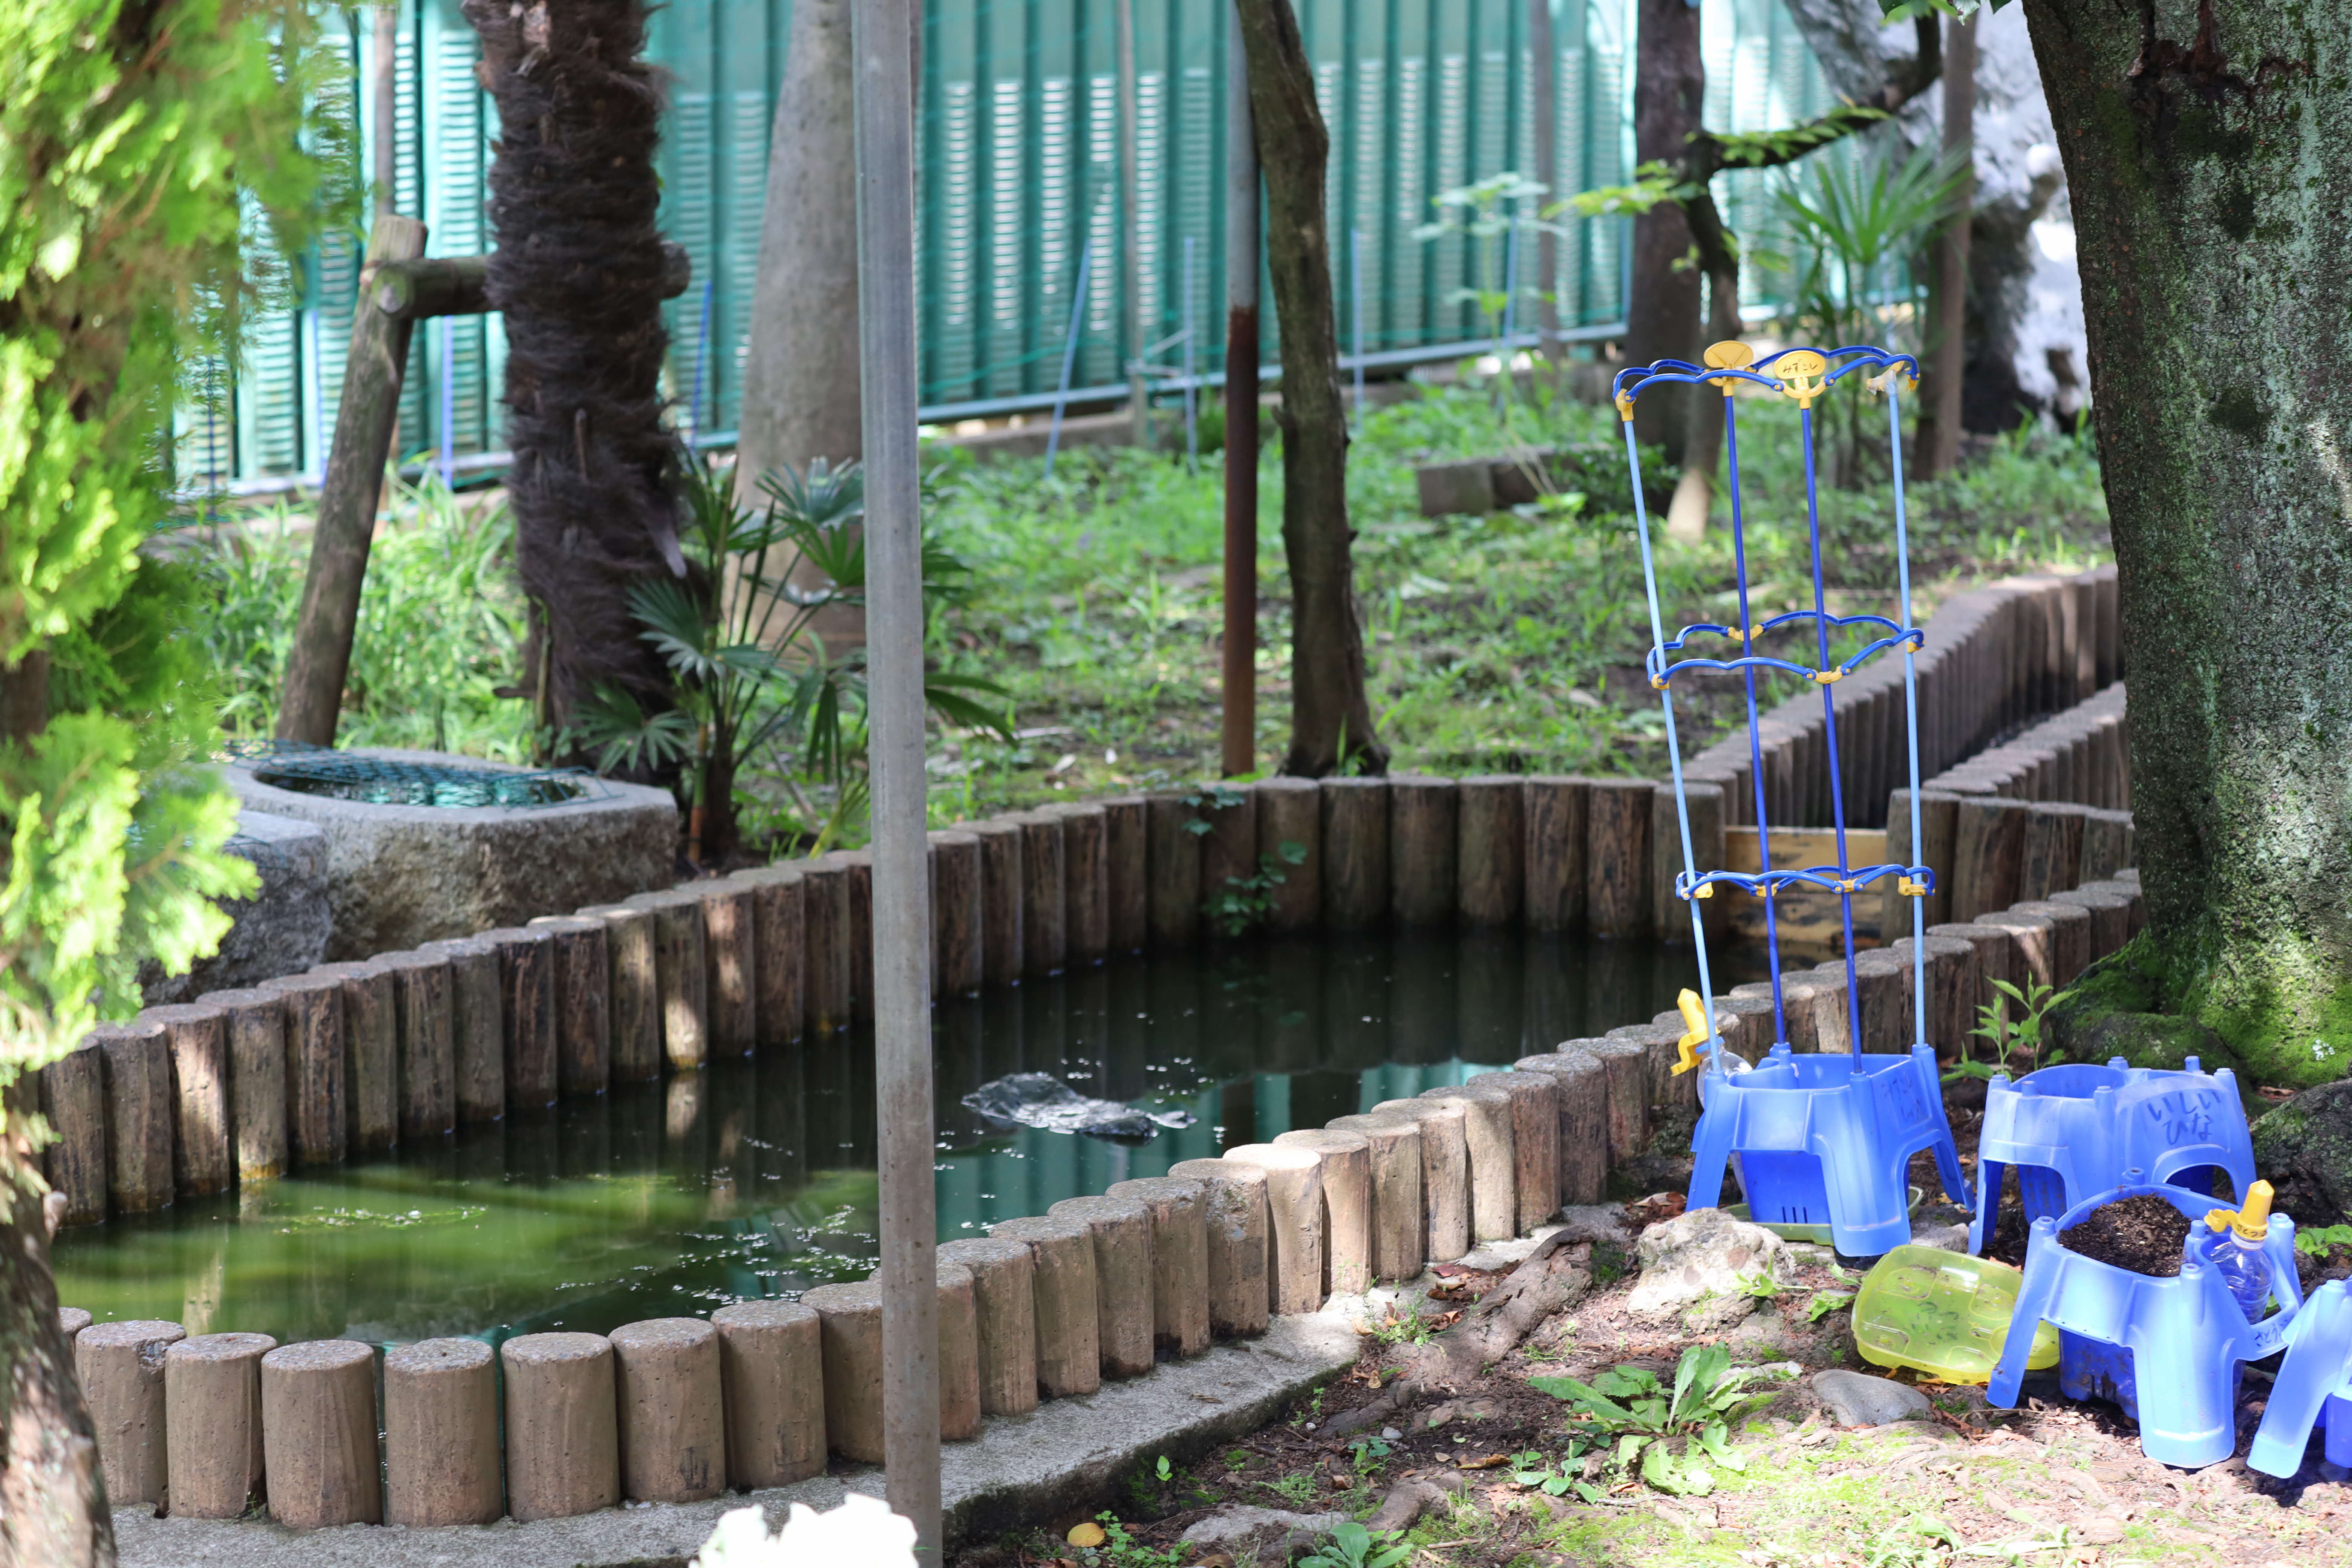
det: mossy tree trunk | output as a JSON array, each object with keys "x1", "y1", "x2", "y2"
[
  {"x1": 466, "y1": 0, "x2": 682, "y2": 743},
  {"x1": 1628, "y1": 0, "x2": 1704, "y2": 466},
  {"x1": 1236, "y1": 0, "x2": 1388, "y2": 777},
  {"x1": 2025, "y1": 1, "x2": 2352, "y2": 1089}
]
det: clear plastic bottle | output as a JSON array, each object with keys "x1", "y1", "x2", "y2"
[{"x1": 2203, "y1": 1180, "x2": 2276, "y2": 1324}]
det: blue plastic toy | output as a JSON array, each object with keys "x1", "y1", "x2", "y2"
[
  {"x1": 1988, "y1": 1182, "x2": 2303, "y2": 1468},
  {"x1": 2250, "y1": 1278, "x2": 2352, "y2": 1479},
  {"x1": 1615, "y1": 341, "x2": 1969, "y2": 1257},
  {"x1": 1968, "y1": 1058, "x2": 2255, "y2": 1256}
]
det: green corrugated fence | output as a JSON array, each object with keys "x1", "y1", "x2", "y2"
[{"x1": 172, "y1": 0, "x2": 1832, "y2": 493}]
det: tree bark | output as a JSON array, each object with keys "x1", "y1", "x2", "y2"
[
  {"x1": 275, "y1": 214, "x2": 426, "y2": 746},
  {"x1": 1236, "y1": 0, "x2": 1386, "y2": 778},
  {"x1": 1918, "y1": 11, "x2": 1977, "y2": 477},
  {"x1": 466, "y1": 0, "x2": 681, "y2": 740},
  {"x1": 0, "y1": 1137, "x2": 113, "y2": 1563},
  {"x1": 2022, "y1": 0, "x2": 2352, "y2": 1089},
  {"x1": 1629, "y1": 0, "x2": 1705, "y2": 465}
]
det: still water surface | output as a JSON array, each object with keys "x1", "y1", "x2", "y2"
[{"x1": 55, "y1": 931, "x2": 1769, "y2": 1348}]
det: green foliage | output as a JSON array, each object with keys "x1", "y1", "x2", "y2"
[
  {"x1": 1961, "y1": 975, "x2": 2070, "y2": 1080},
  {"x1": 1346, "y1": 1434, "x2": 1392, "y2": 1479},
  {"x1": 1713, "y1": 107, "x2": 1892, "y2": 171},
  {"x1": 566, "y1": 454, "x2": 1012, "y2": 856},
  {"x1": 1806, "y1": 1289, "x2": 1857, "y2": 1322},
  {"x1": 1204, "y1": 842, "x2": 1307, "y2": 937},
  {"x1": 1081, "y1": 1512, "x2": 1185, "y2": 1568},
  {"x1": 1763, "y1": 142, "x2": 1967, "y2": 370},
  {"x1": 1297, "y1": 1520, "x2": 1411, "y2": 1568},
  {"x1": 1548, "y1": 161, "x2": 1686, "y2": 220},
  {"x1": 1528, "y1": 1344, "x2": 1782, "y2": 1496},
  {"x1": 1880, "y1": 0, "x2": 2012, "y2": 18},
  {"x1": 2296, "y1": 1223, "x2": 2352, "y2": 1258},
  {"x1": 2, "y1": 0, "x2": 344, "y2": 1063},
  {"x1": 184, "y1": 477, "x2": 534, "y2": 761}
]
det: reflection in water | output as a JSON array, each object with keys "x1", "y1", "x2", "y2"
[{"x1": 55, "y1": 931, "x2": 1764, "y2": 1349}]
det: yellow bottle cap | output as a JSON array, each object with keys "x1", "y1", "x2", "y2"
[{"x1": 2205, "y1": 1179, "x2": 2274, "y2": 1244}]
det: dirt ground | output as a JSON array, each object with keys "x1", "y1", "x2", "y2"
[{"x1": 953, "y1": 1099, "x2": 2352, "y2": 1568}]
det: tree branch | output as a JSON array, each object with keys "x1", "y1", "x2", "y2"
[{"x1": 1684, "y1": 15, "x2": 1940, "y2": 180}]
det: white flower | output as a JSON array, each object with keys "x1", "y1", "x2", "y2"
[{"x1": 689, "y1": 1495, "x2": 919, "y2": 1568}]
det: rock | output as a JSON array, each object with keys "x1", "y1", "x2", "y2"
[
  {"x1": 1177, "y1": 1505, "x2": 1346, "y2": 1563},
  {"x1": 2079, "y1": 1516, "x2": 2126, "y2": 1545},
  {"x1": 224, "y1": 748, "x2": 677, "y2": 960},
  {"x1": 2253, "y1": 1082, "x2": 2352, "y2": 1230},
  {"x1": 1627, "y1": 1208, "x2": 1788, "y2": 1332},
  {"x1": 1811, "y1": 1369, "x2": 1930, "y2": 1427},
  {"x1": 1363, "y1": 1481, "x2": 1449, "y2": 1535},
  {"x1": 962, "y1": 1072, "x2": 1194, "y2": 1142},
  {"x1": 1415, "y1": 459, "x2": 1494, "y2": 518},
  {"x1": 141, "y1": 810, "x2": 332, "y2": 1003},
  {"x1": 1910, "y1": 1222, "x2": 1971, "y2": 1254}
]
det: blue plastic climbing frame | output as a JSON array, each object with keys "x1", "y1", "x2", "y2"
[{"x1": 1614, "y1": 341, "x2": 1970, "y2": 1257}]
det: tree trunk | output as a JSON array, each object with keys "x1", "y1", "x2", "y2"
[
  {"x1": 466, "y1": 0, "x2": 681, "y2": 740},
  {"x1": 1628, "y1": 0, "x2": 1704, "y2": 465},
  {"x1": 737, "y1": 0, "x2": 867, "y2": 654},
  {"x1": 1236, "y1": 0, "x2": 1386, "y2": 779},
  {"x1": 2023, "y1": 0, "x2": 2352, "y2": 1090},
  {"x1": 1917, "y1": 11, "x2": 1976, "y2": 477},
  {"x1": 0, "y1": 1143, "x2": 110, "y2": 1565}
]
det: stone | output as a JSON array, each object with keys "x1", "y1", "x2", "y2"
[
  {"x1": 223, "y1": 747, "x2": 677, "y2": 960},
  {"x1": 1626, "y1": 1207, "x2": 1789, "y2": 1332},
  {"x1": 1178, "y1": 1504, "x2": 1349, "y2": 1561},
  {"x1": 141, "y1": 810, "x2": 331, "y2": 1003},
  {"x1": 1810, "y1": 1368, "x2": 1931, "y2": 1427},
  {"x1": 2253, "y1": 1081, "x2": 2352, "y2": 1230}
]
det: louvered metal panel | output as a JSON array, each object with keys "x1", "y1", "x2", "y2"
[{"x1": 173, "y1": 0, "x2": 1833, "y2": 491}]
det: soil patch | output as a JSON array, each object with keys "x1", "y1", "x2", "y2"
[{"x1": 2060, "y1": 1193, "x2": 2190, "y2": 1277}]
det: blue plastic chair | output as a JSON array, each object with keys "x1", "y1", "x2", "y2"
[
  {"x1": 2250, "y1": 1279, "x2": 2352, "y2": 1479},
  {"x1": 1687, "y1": 1043, "x2": 1970, "y2": 1259},
  {"x1": 1968, "y1": 1059, "x2": 2254, "y2": 1256},
  {"x1": 1988, "y1": 1182, "x2": 2302, "y2": 1468}
]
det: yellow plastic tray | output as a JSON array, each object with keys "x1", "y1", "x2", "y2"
[{"x1": 1851, "y1": 1244, "x2": 2060, "y2": 1384}]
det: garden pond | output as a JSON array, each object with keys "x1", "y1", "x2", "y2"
[{"x1": 55, "y1": 930, "x2": 1773, "y2": 1351}]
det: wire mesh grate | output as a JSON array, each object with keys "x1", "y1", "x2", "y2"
[{"x1": 224, "y1": 740, "x2": 602, "y2": 810}]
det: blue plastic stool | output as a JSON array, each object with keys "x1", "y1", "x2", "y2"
[
  {"x1": 2250, "y1": 1279, "x2": 2352, "y2": 1479},
  {"x1": 1687, "y1": 1043, "x2": 1969, "y2": 1259},
  {"x1": 1968, "y1": 1058, "x2": 2254, "y2": 1256},
  {"x1": 1988, "y1": 1182, "x2": 2302, "y2": 1468}
]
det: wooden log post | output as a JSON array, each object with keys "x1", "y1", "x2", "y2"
[
  {"x1": 1471, "y1": 1070, "x2": 1559, "y2": 1234},
  {"x1": 1422, "y1": 1082, "x2": 1517, "y2": 1243},
  {"x1": 420, "y1": 936, "x2": 505, "y2": 1120},
  {"x1": 1322, "y1": 1114, "x2": 1426, "y2": 1282},
  {"x1": 1524, "y1": 777, "x2": 1591, "y2": 931},
  {"x1": 709, "y1": 1300, "x2": 824, "y2": 1488},
  {"x1": 478, "y1": 926, "x2": 559, "y2": 1110},
  {"x1": 1144, "y1": 792, "x2": 1205, "y2": 947},
  {"x1": 2020, "y1": 802, "x2": 2088, "y2": 902},
  {"x1": 527, "y1": 916, "x2": 611, "y2": 1095},
  {"x1": 730, "y1": 866, "x2": 807, "y2": 1045},
  {"x1": 691, "y1": 879, "x2": 760, "y2": 1054},
  {"x1": 1268, "y1": 1128, "x2": 1373, "y2": 1296},
  {"x1": 1950, "y1": 796, "x2": 2029, "y2": 923},
  {"x1": 1217, "y1": 1144, "x2": 1324, "y2": 1316},
  {"x1": 1586, "y1": 780, "x2": 1653, "y2": 938},
  {"x1": 1101, "y1": 795, "x2": 1150, "y2": 952},
  {"x1": 1104, "y1": 1176, "x2": 1213, "y2": 1357},
  {"x1": 966, "y1": 819, "x2": 1025, "y2": 988},
  {"x1": 165, "y1": 1332, "x2": 275, "y2": 1519},
  {"x1": 144, "y1": 1002, "x2": 231, "y2": 1198},
  {"x1": 2012, "y1": 899, "x2": 2094, "y2": 986},
  {"x1": 1167, "y1": 1158, "x2": 1273, "y2": 1337},
  {"x1": 315, "y1": 960, "x2": 398, "y2": 1154},
  {"x1": 94, "y1": 1021, "x2": 174, "y2": 1212},
  {"x1": 936, "y1": 1238, "x2": 1039, "y2": 1416},
  {"x1": 985, "y1": 1214, "x2": 1104, "y2": 1396},
  {"x1": 1388, "y1": 775, "x2": 1459, "y2": 928},
  {"x1": 1511, "y1": 1049, "x2": 1609, "y2": 1206},
  {"x1": 501, "y1": 1333, "x2": 620, "y2": 1521},
  {"x1": 44, "y1": 1038, "x2": 108, "y2": 1223},
  {"x1": 1015, "y1": 812, "x2": 1067, "y2": 977},
  {"x1": 1320, "y1": 777, "x2": 1389, "y2": 930},
  {"x1": 610, "y1": 1318, "x2": 727, "y2": 1504},
  {"x1": 195, "y1": 987, "x2": 289, "y2": 1182},
  {"x1": 799, "y1": 859, "x2": 853, "y2": 1031},
  {"x1": 275, "y1": 214, "x2": 429, "y2": 745},
  {"x1": 623, "y1": 890, "x2": 710, "y2": 1067},
  {"x1": 1052, "y1": 802, "x2": 1110, "y2": 965},
  {"x1": 384, "y1": 1338, "x2": 502, "y2": 1527},
  {"x1": 928, "y1": 833, "x2": 985, "y2": 996},
  {"x1": 1651, "y1": 780, "x2": 1727, "y2": 943},
  {"x1": 1456, "y1": 776, "x2": 1525, "y2": 928},
  {"x1": 1254, "y1": 778, "x2": 1321, "y2": 932},
  {"x1": 1881, "y1": 788, "x2": 1961, "y2": 934},
  {"x1": 78, "y1": 1319, "x2": 184, "y2": 1504},
  {"x1": 377, "y1": 950, "x2": 456, "y2": 1140},
  {"x1": 826, "y1": 849, "x2": 874, "y2": 1020},
  {"x1": 261, "y1": 972, "x2": 344, "y2": 1165},
  {"x1": 261, "y1": 1340, "x2": 382, "y2": 1528}
]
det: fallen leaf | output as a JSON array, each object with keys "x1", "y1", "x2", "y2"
[
  {"x1": 1188, "y1": 1555, "x2": 1237, "y2": 1568},
  {"x1": 1066, "y1": 1521, "x2": 1106, "y2": 1549},
  {"x1": 1462, "y1": 1453, "x2": 1510, "y2": 1470}
]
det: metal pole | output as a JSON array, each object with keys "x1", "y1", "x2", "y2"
[
  {"x1": 1221, "y1": 0, "x2": 1259, "y2": 779},
  {"x1": 1350, "y1": 228, "x2": 1365, "y2": 435},
  {"x1": 1045, "y1": 236, "x2": 1095, "y2": 479},
  {"x1": 1528, "y1": 0, "x2": 1560, "y2": 366},
  {"x1": 438, "y1": 316, "x2": 456, "y2": 491},
  {"x1": 1183, "y1": 236, "x2": 1199, "y2": 470},
  {"x1": 1116, "y1": 0, "x2": 1147, "y2": 447},
  {"x1": 850, "y1": 0, "x2": 940, "y2": 1550}
]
